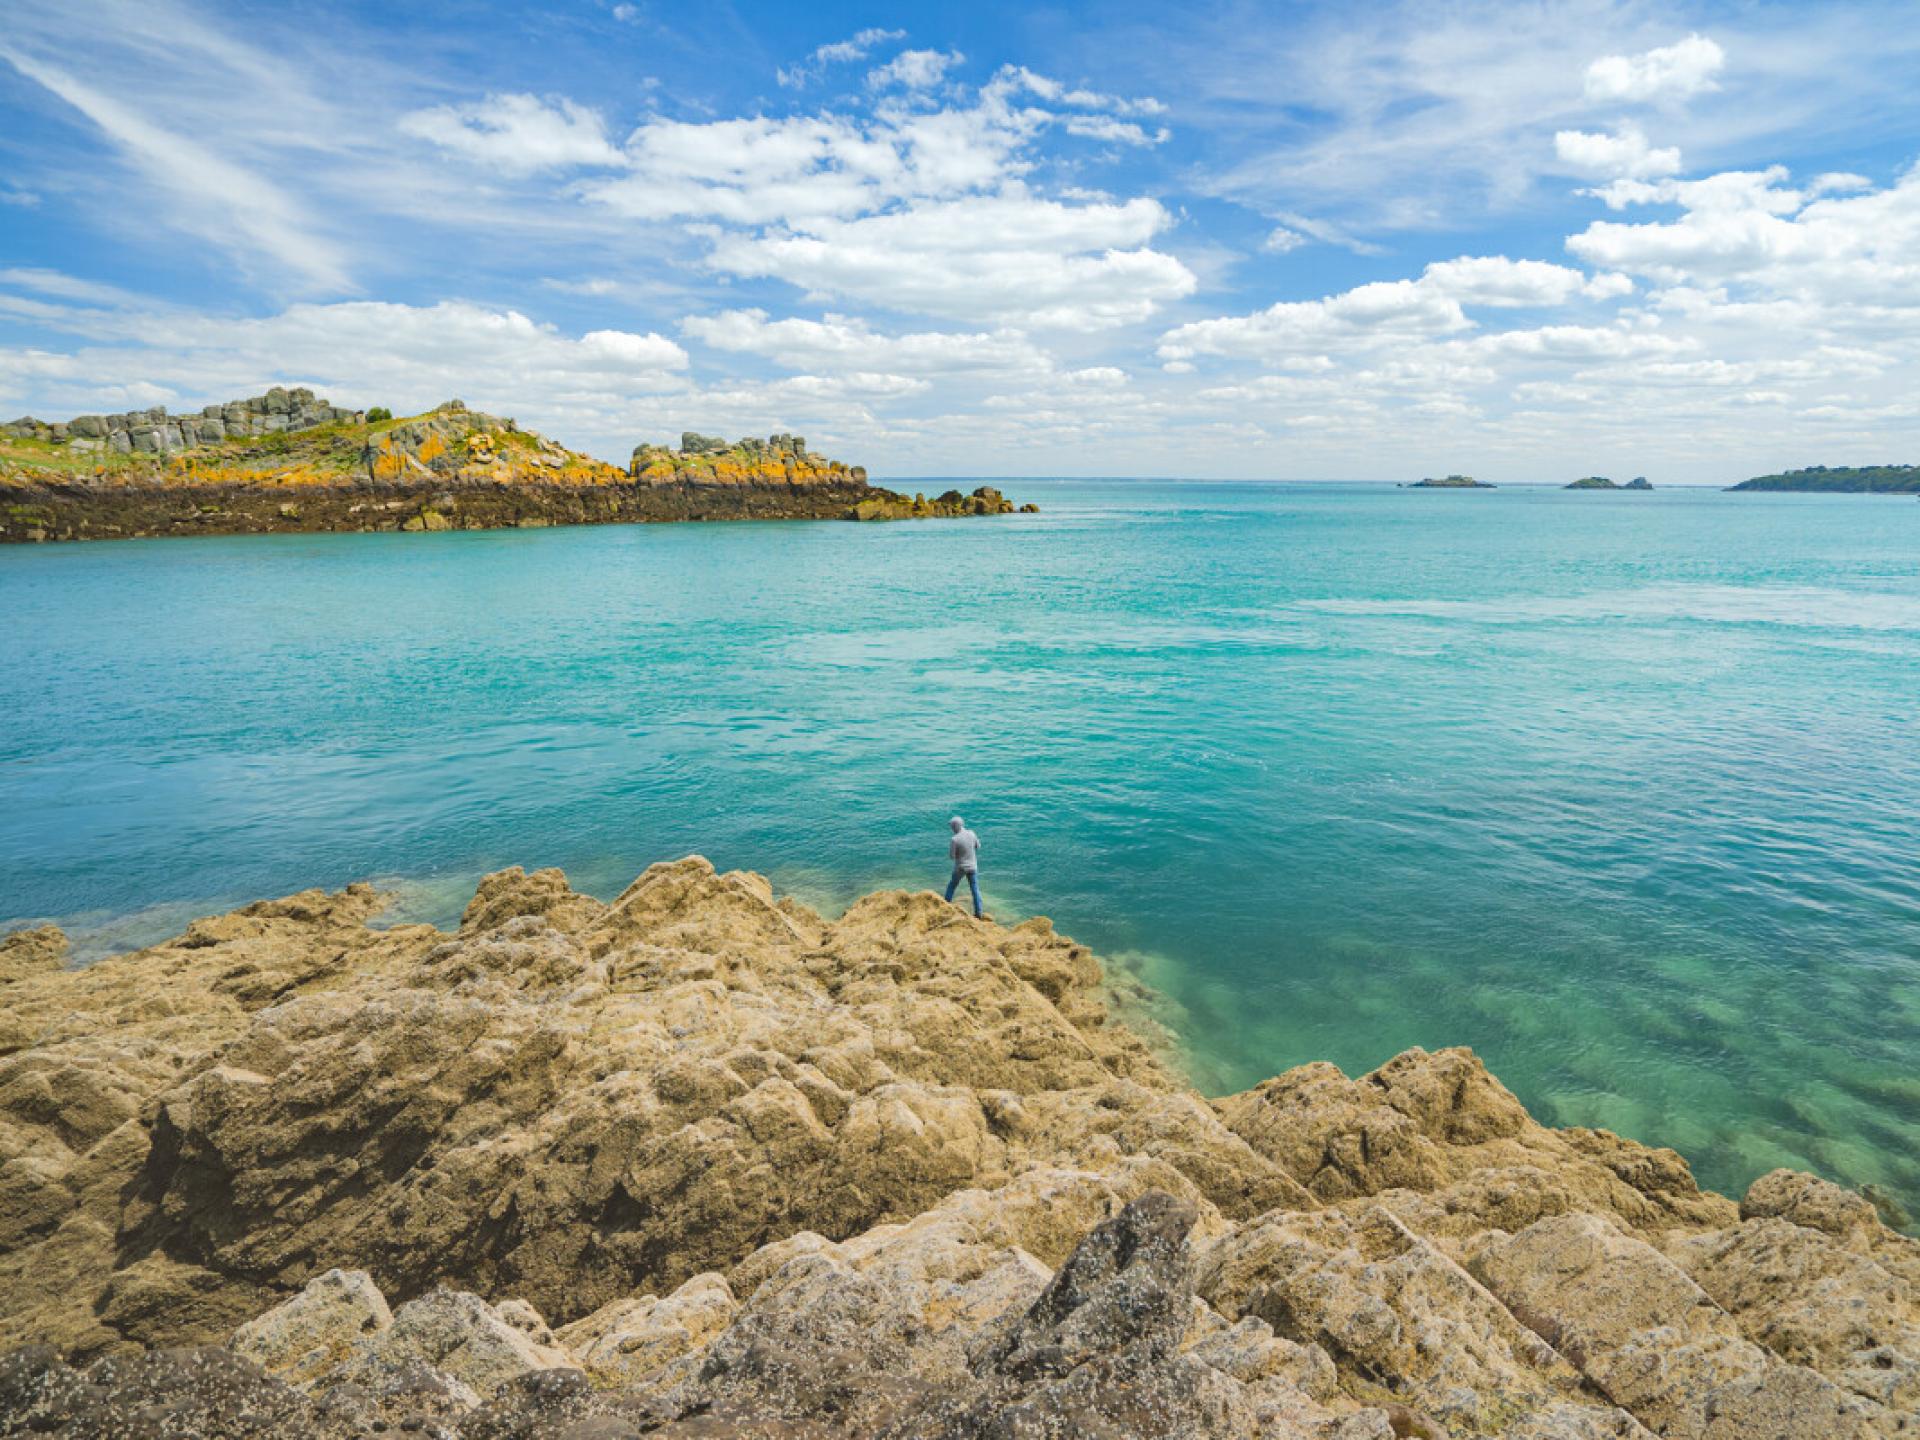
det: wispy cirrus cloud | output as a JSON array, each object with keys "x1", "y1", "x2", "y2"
[
  {"x1": 1, "y1": 0, "x2": 1918, "y2": 482},
  {"x1": 1120, "y1": 0, "x2": 1920, "y2": 245},
  {"x1": 0, "y1": 44, "x2": 350, "y2": 291}
]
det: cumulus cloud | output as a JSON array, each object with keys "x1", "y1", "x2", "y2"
[
  {"x1": 1567, "y1": 164, "x2": 1920, "y2": 298},
  {"x1": 1161, "y1": 255, "x2": 1630, "y2": 361},
  {"x1": 867, "y1": 48, "x2": 963, "y2": 91},
  {"x1": 778, "y1": 27, "x2": 906, "y2": 88},
  {"x1": 1423, "y1": 256, "x2": 1632, "y2": 305},
  {"x1": 574, "y1": 68, "x2": 1191, "y2": 329},
  {"x1": 682, "y1": 309, "x2": 1051, "y2": 376},
  {"x1": 1554, "y1": 124, "x2": 1682, "y2": 180},
  {"x1": 706, "y1": 194, "x2": 1196, "y2": 329},
  {"x1": 0, "y1": 294, "x2": 689, "y2": 449},
  {"x1": 1584, "y1": 34, "x2": 1725, "y2": 103},
  {"x1": 1160, "y1": 280, "x2": 1471, "y2": 362},
  {"x1": 580, "y1": 65, "x2": 1168, "y2": 231},
  {"x1": 6, "y1": 2, "x2": 1917, "y2": 481},
  {"x1": 399, "y1": 94, "x2": 624, "y2": 176}
]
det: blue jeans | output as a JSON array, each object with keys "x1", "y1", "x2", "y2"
[{"x1": 946, "y1": 868, "x2": 982, "y2": 916}]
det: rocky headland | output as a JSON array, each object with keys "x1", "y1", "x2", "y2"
[
  {"x1": 1, "y1": 859, "x2": 1914, "y2": 1437},
  {"x1": 0, "y1": 395, "x2": 1033, "y2": 542}
]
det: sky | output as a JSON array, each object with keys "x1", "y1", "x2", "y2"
[{"x1": 1, "y1": 0, "x2": 1917, "y2": 483}]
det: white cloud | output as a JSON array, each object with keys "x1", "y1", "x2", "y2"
[
  {"x1": 1584, "y1": 34, "x2": 1725, "y2": 103},
  {"x1": 993, "y1": 67, "x2": 1166, "y2": 116},
  {"x1": 580, "y1": 116, "x2": 888, "y2": 225},
  {"x1": 1155, "y1": 2, "x2": 1920, "y2": 241},
  {"x1": 1423, "y1": 255, "x2": 1632, "y2": 306},
  {"x1": 539, "y1": 277, "x2": 622, "y2": 296},
  {"x1": 1464, "y1": 324, "x2": 1688, "y2": 362},
  {"x1": 574, "y1": 73, "x2": 1194, "y2": 329},
  {"x1": 1554, "y1": 124, "x2": 1682, "y2": 180},
  {"x1": 1162, "y1": 255, "x2": 1630, "y2": 360},
  {"x1": 1568, "y1": 164, "x2": 1920, "y2": 298},
  {"x1": 0, "y1": 45, "x2": 348, "y2": 291},
  {"x1": 0, "y1": 296, "x2": 689, "y2": 451},
  {"x1": 0, "y1": 268, "x2": 146, "y2": 306},
  {"x1": 1160, "y1": 280, "x2": 1471, "y2": 362},
  {"x1": 1263, "y1": 211, "x2": 1389, "y2": 257},
  {"x1": 706, "y1": 194, "x2": 1196, "y2": 329},
  {"x1": 778, "y1": 27, "x2": 906, "y2": 88},
  {"x1": 5, "y1": 1, "x2": 1917, "y2": 482},
  {"x1": 867, "y1": 49, "x2": 963, "y2": 91},
  {"x1": 581, "y1": 62, "x2": 1168, "y2": 231},
  {"x1": 1063, "y1": 115, "x2": 1168, "y2": 146},
  {"x1": 399, "y1": 94, "x2": 624, "y2": 176},
  {"x1": 682, "y1": 309, "x2": 1050, "y2": 376},
  {"x1": 1062, "y1": 366, "x2": 1129, "y2": 386},
  {"x1": 763, "y1": 371, "x2": 929, "y2": 399}
]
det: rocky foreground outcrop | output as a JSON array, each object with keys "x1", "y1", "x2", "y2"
[
  {"x1": 0, "y1": 401, "x2": 1032, "y2": 541},
  {"x1": 0, "y1": 860, "x2": 1914, "y2": 1437}
]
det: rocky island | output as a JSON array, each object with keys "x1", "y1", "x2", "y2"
[
  {"x1": 2, "y1": 859, "x2": 1914, "y2": 1437},
  {"x1": 0, "y1": 392, "x2": 1034, "y2": 543},
  {"x1": 1408, "y1": 474, "x2": 1495, "y2": 489},
  {"x1": 1729, "y1": 464, "x2": 1920, "y2": 493},
  {"x1": 1565, "y1": 477, "x2": 1653, "y2": 491}
]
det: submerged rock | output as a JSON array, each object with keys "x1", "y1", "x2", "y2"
[{"x1": 0, "y1": 862, "x2": 1914, "y2": 1436}]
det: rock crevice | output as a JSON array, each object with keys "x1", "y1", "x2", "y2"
[{"x1": 0, "y1": 859, "x2": 1912, "y2": 1436}]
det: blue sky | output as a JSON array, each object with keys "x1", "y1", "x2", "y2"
[{"x1": 1, "y1": 0, "x2": 1917, "y2": 481}]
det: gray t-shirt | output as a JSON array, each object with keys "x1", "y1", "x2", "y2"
[{"x1": 949, "y1": 828, "x2": 981, "y2": 873}]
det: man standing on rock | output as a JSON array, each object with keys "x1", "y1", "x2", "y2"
[{"x1": 945, "y1": 816, "x2": 986, "y2": 919}]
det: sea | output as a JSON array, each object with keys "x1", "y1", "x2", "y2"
[{"x1": 4, "y1": 479, "x2": 1918, "y2": 1223}]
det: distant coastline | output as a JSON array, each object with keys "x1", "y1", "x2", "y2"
[{"x1": 1728, "y1": 464, "x2": 1920, "y2": 493}]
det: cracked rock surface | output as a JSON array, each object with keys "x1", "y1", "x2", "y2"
[{"x1": 1, "y1": 857, "x2": 1914, "y2": 1436}]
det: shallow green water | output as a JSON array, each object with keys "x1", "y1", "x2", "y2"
[{"x1": 4, "y1": 482, "x2": 1918, "y2": 1220}]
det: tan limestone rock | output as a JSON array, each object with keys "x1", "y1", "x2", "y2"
[{"x1": 229, "y1": 1268, "x2": 393, "y2": 1387}]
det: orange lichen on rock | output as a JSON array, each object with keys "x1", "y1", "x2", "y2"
[{"x1": 2, "y1": 402, "x2": 1035, "y2": 540}]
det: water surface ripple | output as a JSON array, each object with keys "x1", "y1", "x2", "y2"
[{"x1": 4, "y1": 481, "x2": 1918, "y2": 1219}]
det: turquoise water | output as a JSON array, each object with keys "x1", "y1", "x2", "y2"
[{"x1": 4, "y1": 482, "x2": 1920, "y2": 1222}]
